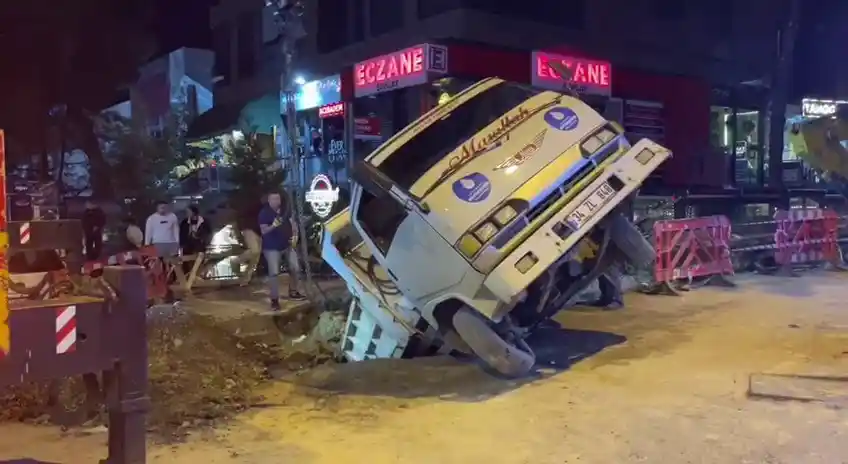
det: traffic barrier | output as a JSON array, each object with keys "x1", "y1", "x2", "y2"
[
  {"x1": 651, "y1": 215, "x2": 736, "y2": 295},
  {"x1": 83, "y1": 246, "x2": 167, "y2": 302},
  {"x1": 773, "y1": 208, "x2": 844, "y2": 275}
]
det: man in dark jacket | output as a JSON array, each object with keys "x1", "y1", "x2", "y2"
[
  {"x1": 82, "y1": 200, "x2": 106, "y2": 261},
  {"x1": 179, "y1": 205, "x2": 212, "y2": 256}
]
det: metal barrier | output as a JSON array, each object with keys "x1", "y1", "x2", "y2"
[{"x1": 651, "y1": 215, "x2": 736, "y2": 294}]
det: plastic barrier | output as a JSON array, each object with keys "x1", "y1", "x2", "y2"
[
  {"x1": 773, "y1": 208, "x2": 842, "y2": 273},
  {"x1": 652, "y1": 215, "x2": 735, "y2": 294}
]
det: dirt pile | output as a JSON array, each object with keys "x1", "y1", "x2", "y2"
[{"x1": 0, "y1": 298, "x2": 348, "y2": 440}]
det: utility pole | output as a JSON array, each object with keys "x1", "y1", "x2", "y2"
[
  {"x1": 265, "y1": 0, "x2": 325, "y2": 304},
  {"x1": 767, "y1": 0, "x2": 802, "y2": 190}
]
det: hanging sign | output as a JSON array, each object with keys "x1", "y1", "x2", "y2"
[{"x1": 305, "y1": 174, "x2": 340, "y2": 218}]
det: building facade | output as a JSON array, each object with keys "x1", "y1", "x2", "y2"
[{"x1": 285, "y1": 0, "x2": 788, "y2": 201}]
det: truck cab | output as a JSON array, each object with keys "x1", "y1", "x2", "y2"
[{"x1": 329, "y1": 77, "x2": 670, "y2": 376}]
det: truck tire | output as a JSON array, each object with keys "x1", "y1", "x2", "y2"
[
  {"x1": 605, "y1": 212, "x2": 655, "y2": 268},
  {"x1": 452, "y1": 306, "x2": 535, "y2": 378}
]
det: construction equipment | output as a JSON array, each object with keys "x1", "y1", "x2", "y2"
[{"x1": 322, "y1": 77, "x2": 670, "y2": 377}]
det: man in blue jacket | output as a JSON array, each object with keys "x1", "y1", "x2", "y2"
[{"x1": 258, "y1": 191, "x2": 306, "y2": 309}]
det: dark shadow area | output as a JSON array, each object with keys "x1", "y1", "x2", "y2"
[{"x1": 282, "y1": 322, "x2": 626, "y2": 403}]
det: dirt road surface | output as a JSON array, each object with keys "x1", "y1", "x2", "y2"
[{"x1": 3, "y1": 272, "x2": 848, "y2": 463}]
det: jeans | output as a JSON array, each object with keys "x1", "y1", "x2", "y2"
[{"x1": 263, "y1": 248, "x2": 300, "y2": 299}]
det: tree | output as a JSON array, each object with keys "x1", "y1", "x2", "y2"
[
  {"x1": 97, "y1": 105, "x2": 206, "y2": 221},
  {"x1": 225, "y1": 133, "x2": 287, "y2": 214},
  {"x1": 0, "y1": 0, "x2": 158, "y2": 197}
]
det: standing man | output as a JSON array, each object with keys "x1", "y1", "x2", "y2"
[
  {"x1": 258, "y1": 192, "x2": 305, "y2": 310},
  {"x1": 82, "y1": 200, "x2": 106, "y2": 261},
  {"x1": 145, "y1": 200, "x2": 180, "y2": 257}
]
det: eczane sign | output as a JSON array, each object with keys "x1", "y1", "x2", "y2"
[
  {"x1": 354, "y1": 44, "x2": 448, "y2": 97},
  {"x1": 532, "y1": 52, "x2": 612, "y2": 96}
]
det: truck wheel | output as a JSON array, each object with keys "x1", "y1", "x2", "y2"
[
  {"x1": 605, "y1": 212, "x2": 655, "y2": 268},
  {"x1": 452, "y1": 306, "x2": 535, "y2": 378}
]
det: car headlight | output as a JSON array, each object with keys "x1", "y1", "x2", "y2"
[
  {"x1": 474, "y1": 221, "x2": 498, "y2": 242},
  {"x1": 492, "y1": 204, "x2": 517, "y2": 225}
]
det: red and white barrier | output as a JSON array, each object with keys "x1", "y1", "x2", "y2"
[
  {"x1": 653, "y1": 215, "x2": 735, "y2": 289},
  {"x1": 55, "y1": 305, "x2": 77, "y2": 354},
  {"x1": 773, "y1": 208, "x2": 840, "y2": 268}
]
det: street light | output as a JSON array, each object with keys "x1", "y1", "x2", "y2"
[{"x1": 294, "y1": 75, "x2": 306, "y2": 86}]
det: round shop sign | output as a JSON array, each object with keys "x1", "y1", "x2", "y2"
[
  {"x1": 544, "y1": 107, "x2": 580, "y2": 131},
  {"x1": 305, "y1": 174, "x2": 340, "y2": 218},
  {"x1": 452, "y1": 172, "x2": 491, "y2": 203}
]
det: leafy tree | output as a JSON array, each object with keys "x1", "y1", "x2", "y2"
[
  {"x1": 96, "y1": 105, "x2": 206, "y2": 221},
  {"x1": 0, "y1": 0, "x2": 158, "y2": 197},
  {"x1": 225, "y1": 133, "x2": 287, "y2": 215}
]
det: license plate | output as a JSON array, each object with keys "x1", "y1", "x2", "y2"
[{"x1": 565, "y1": 181, "x2": 618, "y2": 229}]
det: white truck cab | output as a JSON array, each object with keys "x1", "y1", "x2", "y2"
[{"x1": 325, "y1": 77, "x2": 670, "y2": 376}]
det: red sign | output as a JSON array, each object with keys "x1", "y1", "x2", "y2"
[
  {"x1": 318, "y1": 102, "x2": 344, "y2": 118},
  {"x1": 354, "y1": 44, "x2": 448, "y2": 97},
  {"x1": 354, "y1": 117, "x2": 382, "y2": 140},
  {"x1": 532, "y1": 52, "x2": 612, "y2": 96}
]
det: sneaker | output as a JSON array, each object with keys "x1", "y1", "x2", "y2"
[
  {"x1": 288, "y1": 290, "x2": 306, "y2": 301},
  {"x1": 270, "y1": 298, "x2": 281, "y2": 310}
]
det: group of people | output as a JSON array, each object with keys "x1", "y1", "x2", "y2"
[
  {"x1": 81, "y1": 192, "x2": 306, "y2": 310},
  {"x1": 82, "y1": 200, "x2": 213, "y2": 262}
]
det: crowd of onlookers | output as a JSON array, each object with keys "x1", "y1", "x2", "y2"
[{"x1": 80, "y1": 191, "x2": 305, "y2": 310}]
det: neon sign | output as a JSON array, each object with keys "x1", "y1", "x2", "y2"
[
  {"x1": 354, "y1": 44, "x2": 448, "y2": 97},
  {"x1": 318, "y1": 102, "x2": 344, "y2": 118},
  {"x1": 532, "y1": 52, "x2": 612, "y2": 96},
  {"x1": 802, "y1": 98, "x2": 847, "y2": 118},
  {"x1": 305, "y1": 174, "x2": 339, "y2": 218}
]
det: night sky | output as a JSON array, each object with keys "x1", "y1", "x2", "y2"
[{"x1": 151, "y1": 0, "x2": 215, "y2": 53}]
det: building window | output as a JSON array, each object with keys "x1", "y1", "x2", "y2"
[
  {"x1": 369, "y1": 0, "x2": 403, "y2": 36},
  {"x1": 237, "y1": 11, "x2": 257, "y2": 79},
  {"x1": 212, "y1": 23, "x2": 232, "y2": 85},
  {"x1": 317, "y1": 0, "x2": 350, "y2": 53},
  {"x1": 652, "y1": 0, "x2": 686, "y2": 20}
]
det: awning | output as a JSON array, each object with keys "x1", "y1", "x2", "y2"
[{"x1": 184, "y1": 102, "x2": 245, "y2": 142}]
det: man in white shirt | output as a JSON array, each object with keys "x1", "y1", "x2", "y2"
[{"x1": 145, "y1": 201, "x2": 180, "y2": 257}]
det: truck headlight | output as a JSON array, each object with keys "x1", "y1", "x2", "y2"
[
  {"x1": 492, "y1": 204, "x2": 517, "y2": 225},
  {"x1": 474, "y1": 221, "x2": 498, "y2": 242},
  {"x1": 581, "y1": 127, "x2": 617, "y2": 154},
  {"x1": 635, "y1": 148, "x2": 655, "y2": 165}
]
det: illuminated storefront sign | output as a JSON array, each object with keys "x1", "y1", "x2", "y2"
[
  {"x1": 531, "y1": 52, "x2": 612, "y2": 96},
  {"x1": 305, "y1": 174, "x2": 339, "y2": 218},
  {"x1": 318, "y1": 102, "x2": 344, "y2": 118},
  {"x1": 801, "y1": 98, "x2": 848, "y2": 118},
  {"x1": 354, "y1": 44, "x2": 448, "y2": 97},
  {"x1": 292, "y1": 75, "x2": 342, "y2": 111}
]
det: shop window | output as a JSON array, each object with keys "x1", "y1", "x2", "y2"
[
  {"x1": 709, "y1": 106, "x2": 732, "y2": 154},
  {"x1": 355, "y1": 189, "x2": 408, "y2": 255},
  {"x1": 734, "y1": 110, "x2": 760, "y2": 184},
  {"x1": 317, "y1": 0, "x2": 349, "y2": 53},
  {"x1": 369, "y1": 0, "x2": 403, "y2": 36},
  {"x1": 236, "y1": 11, "x2": 257, "y2": 79},
  {"x1": 376, "y1": 81, "x2": 541, "y2": 189}
]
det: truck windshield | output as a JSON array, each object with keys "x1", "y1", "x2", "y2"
[{"x1": 376, "y1": 81, "x2": 542, "y2": 190}]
